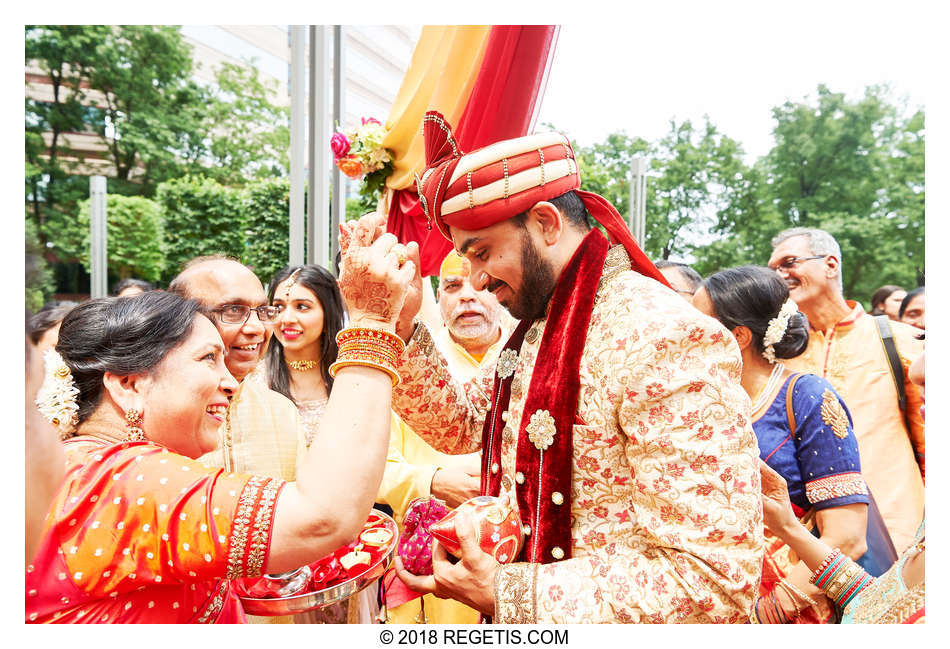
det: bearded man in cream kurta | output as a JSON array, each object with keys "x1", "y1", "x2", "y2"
[{"x1": 379, "y1": 112, "x2": 764, "y2": 623}]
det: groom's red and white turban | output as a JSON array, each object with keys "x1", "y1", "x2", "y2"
[{"x1": 413, "y1": 111, "x2": 669, "y2": 287}]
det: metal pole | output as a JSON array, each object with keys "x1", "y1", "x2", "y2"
[
  {"x1": 289, "y1": 26, "x2": 306, "y2": 266},
  {"x1": 308, "y1": 26, "x2": 332, "y2": 268},
  {"x1": 629, "y1": 158, "x2": 648, "y2": 245},
  {"x1": 89, "y1": 175, "x2": 108, "y2": 298},
  {"x1": 330, "y1": 25, "x2": 346, "y2": 267},
  {"x1": 638, "y1": 166, "x2": 647, "y2": 245}
]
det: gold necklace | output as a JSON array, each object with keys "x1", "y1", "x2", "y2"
[{"x1": 288, "y1": 359, "x2": 320, "y2": 371}]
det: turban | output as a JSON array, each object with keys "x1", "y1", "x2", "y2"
[
  {"x1": 414, "y1": 111, "x2": 669, "y2": 287},
  {"x1": 438, "y1": 250, "x2": 471, "y2": 280}
]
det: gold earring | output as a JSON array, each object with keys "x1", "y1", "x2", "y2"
[{"x1": 125, "y1": 408, "x2": 146, "y2": 442}]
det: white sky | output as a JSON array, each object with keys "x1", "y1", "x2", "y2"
[{"x1": 538, "y1": 6, "x2": 932, "y2": 162}]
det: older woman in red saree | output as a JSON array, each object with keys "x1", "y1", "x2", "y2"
[{"x1": 26, "y1": 229, "x2": 419, "y2": 623}]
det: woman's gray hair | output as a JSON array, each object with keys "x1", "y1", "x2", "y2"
[{"x1": 771, "y1": 227, "x2": 843, "y2": 291}]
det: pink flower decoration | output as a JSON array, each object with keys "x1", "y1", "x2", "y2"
[
  {"x1": 330, "y1": 132, "x2": 350, "y2": 159},
  {"x1": 361, "y1": 117, "x2": 381, "y2": 125}
]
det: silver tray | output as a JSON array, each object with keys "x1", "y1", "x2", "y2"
[{"x1": 237, "y1": 509, "x2": 398, "y2": 616}]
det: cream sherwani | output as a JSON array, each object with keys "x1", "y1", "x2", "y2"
[
  {"x1": 784, "y1": 301, "x2": 924, "y2": 552},
  {"x1": 392, "y1": 246, "x2": 764, "y2": 623},
  {"x1": 380, "y1": 319, "x2": 512, "y2": 625}
]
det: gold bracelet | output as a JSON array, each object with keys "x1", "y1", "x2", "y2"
[
  {"x1": 823, "y1": 559, "x2": 863, "y2": 604},
  {"x1": 334, "y1": 349, "x2": 400, "y2": 369},
  {"x1": 776, "y1": 579, "x2": 818, "y2": 618},
  {"x1": 329, "y1": 358, "x2": 400, "y2": 387},
  {"x1": 337, "y1": 327, "x2": 406, "y2": 355}
]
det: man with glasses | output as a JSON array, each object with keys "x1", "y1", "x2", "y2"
[
  {"x1": 169, "y1": 256, "x2": 303, "y2": 486},
  {"x1": 768, "y1": 228, "x2": 924, "y2": 554}
]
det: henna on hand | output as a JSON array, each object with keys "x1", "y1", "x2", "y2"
[{"x1": 339, "y1": 227, "x2": 415, "y2": 329}]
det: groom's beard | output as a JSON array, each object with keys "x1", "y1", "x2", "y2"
[{"x1": 503, "y1": 229, "x2": 557, "y2": 322}]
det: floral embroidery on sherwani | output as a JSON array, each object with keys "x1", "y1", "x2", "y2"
[{"x1": 393, "y1": 247, "x2": 764, "y2": 623}]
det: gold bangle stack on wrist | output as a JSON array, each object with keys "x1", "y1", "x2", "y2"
[
  {"x1": 329, "y1": 327, "x2": 406, "y2": 387},
  {"x1": 810, "y1": 548, "x2": 875, "y2": 610}
]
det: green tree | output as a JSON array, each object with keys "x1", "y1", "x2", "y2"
[
  {"x1": 690, "y1": 159, "x2": 784, "y2": 277},
  {"x1": 645, "y1": 118, "x2": 748, "y2": 260},
  {"x1": 25, "y1": 25, "x2": 110, "y2": 238},
  {"x1": 26, "y1": 216, "x2": 56, "y2": 312},
  {"x1": 89, "y1": 26, "x2": 205, "y2": 193},
  {"x1": 761, "y1": 85, "x2": 924, "y2": 301},
  {"x1": 156, "y1": 176, "x2": 246, "y2": 282},
  {"x1": 243, "y1": 179, "x2": 290, "y2": 285},
  {"x1": 576, "y1": 132, "x2": 650, "y2": 217},
  {"x1": 45, "y1": 194, "x2": 166, "y2": 283},
  {"x1": 202, "y1": 63, "x2": 290, "y2": 185},
  {"x1": 576, "y1": 121, "x2": 748, "y2": 262},
  {"x1": 26, "y1": 25, "x2": 299, "y2": 296}
]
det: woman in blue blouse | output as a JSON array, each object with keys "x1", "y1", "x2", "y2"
[{"x1": 693, "y1": 266, "x2": 895, "y2": 623}]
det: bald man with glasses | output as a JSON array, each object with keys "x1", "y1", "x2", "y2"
[{"x1": 169, "y1": 256, "x2": 305, "y2": 493}]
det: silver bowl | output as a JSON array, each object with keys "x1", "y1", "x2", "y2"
[{"x1": 237, "y1": 509, "x2": 398, "y2": 616}]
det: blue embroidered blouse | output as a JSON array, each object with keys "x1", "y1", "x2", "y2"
[{"x1": 752, "y1": 373, "x2": 869, "y2": 513}]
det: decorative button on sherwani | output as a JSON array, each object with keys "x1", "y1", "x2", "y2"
[
  {"x1": 490, "y1": 463, "x2": 499, "y2": 474},
  {"x1": 526, "y1": 409, "x2": 556, "y2": 451},
  {"x1": 496, "y1": 349, "x2": 518, "y2": 380},
  {"x1": 551, "y1": 491, "x2": 564, "y2": 505},
  {"x1": 522, "y1": 524, "x2": 532, "y2": 536},
  {"x1": 525, "y1": 326, "x2": 540, "y2": 344},
  {"x1": 501, "y1": 410, "x2": 510, "y2": 423},
  {"x1": 515, "y1": 472, "x2": 525, "y2": 485},
  {"x1": 551, "y1": 546, "x2": 564, "y2": 560}
]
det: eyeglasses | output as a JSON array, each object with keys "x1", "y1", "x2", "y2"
[
  {"x1": 210, "y1": 304, "x2": 281, "y2": 324},
  {"x1": 769, "y1": 255, "x2": 826, "y2": 272}
]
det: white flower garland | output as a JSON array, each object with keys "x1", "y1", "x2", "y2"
[
  {"x1": 35, "y1": 349, "x2": 80, "y2": 440},
  {"x1": 762, "y1": 298, "x2": 798, "y2": 364}
]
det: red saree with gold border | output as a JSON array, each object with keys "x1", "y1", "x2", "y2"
[{"x1": 26, "y1": 437, "x2": 284, "y2": 623}]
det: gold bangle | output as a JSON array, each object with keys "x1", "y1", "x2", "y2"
[
  {"x1": 335, "y1": 348, "x2": 399, "y2": 367},
  {"x1": 337, "y1": 340, "x2": 401, "y2": 358},
  {"x1": 336, "y1": 326, "x2": 406, "y2": 354},
  {"x1": 823, "y1": 559, "x2": 862, "y2": 604},
  {"x1": 329, "y1": 358, "x2": 400, "y2": 387},
  {"x1": 776, "y1": 579, "x2": 817, "y2": 618}
]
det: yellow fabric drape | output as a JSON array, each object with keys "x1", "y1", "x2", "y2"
[{"x1": 383, "y1": 25, "x2": 491, "y2": 190}]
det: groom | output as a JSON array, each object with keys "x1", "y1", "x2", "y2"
[{"x1": 363, "y1": 112, "x2": 764, "y2": 623}]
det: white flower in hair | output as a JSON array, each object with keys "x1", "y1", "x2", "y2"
[
  {"x1": 762, "y1": 298, "x2": 799, "y2": 364},
  {"x1": 35, "y1": 349, "x2": 80, "y2": 440}
]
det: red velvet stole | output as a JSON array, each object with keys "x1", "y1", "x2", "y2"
[{"x1": 481, "y1": 229, "x2": 610, "y2": 564}]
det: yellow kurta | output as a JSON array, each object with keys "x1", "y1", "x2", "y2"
[
  {"x1": 380, "y1": 321, "x2": 511, "y2": 624},
  {"x1": 784, "y1": 301, "x2": 924, "y2": 553},
  {"x1": 198, "y1": 362, "x2": 304, "y2": 624},
  {"x1": 392, "y1": 246, "x2": 765, "y2": 623}
]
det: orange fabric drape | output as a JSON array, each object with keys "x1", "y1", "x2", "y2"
[
  {"x1": 382, "y1": 26, "x2": 491, "y2": 190},
  {"x1": 383, "y1": 25, "x2": 561, "y2": 277}
]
